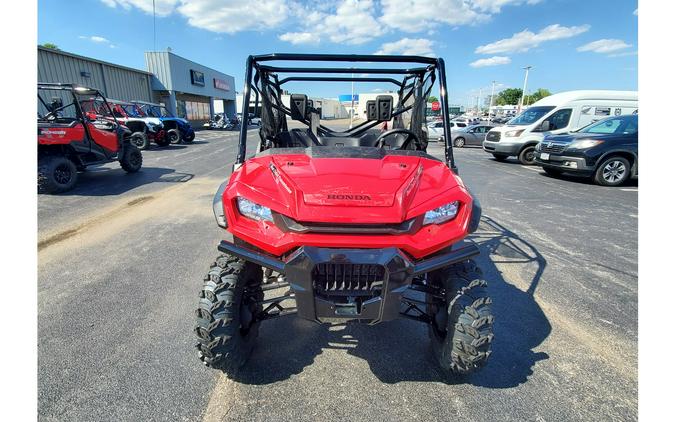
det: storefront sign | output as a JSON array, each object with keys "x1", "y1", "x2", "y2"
[
  {"x1": 190, "y1": 69, "x2": 205, "y2": 86},
  {"x1": 213, "y1": 78, "x2": 230, "y2": 91}
]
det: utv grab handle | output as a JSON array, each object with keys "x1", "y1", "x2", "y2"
[{"x1": 216, "y1": 240, "x2": 480, "y2": 276}]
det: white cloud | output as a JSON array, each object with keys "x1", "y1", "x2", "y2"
[
  {"x1": 284, "y1": 0, "x2": 384, "y2": 45},
  {"x1": 469, "y1": 56, "x2": 511, "y2": 67},
  {"x1": 475, "y1": 24, "x2": 590, "y2": 54},
  {"x1": 79, "y1": 35, "x2": 114, "y2": 46},
  {"x1": 380, "y1": 0, "x2": 488, "y2": 32},
  {"x1": 375, "y1": 38, "x2": 435, "y2": 56},
  {"x1": 100, "y1": 0, "x2": 288, "y2": 33},
  {"x1": 177, "y1": 0, "x2": 288, "y2": 33},
  {"x1": 577, "y1": 38, "x2": 632, "y2": 54},
  {"x1": 101, "y1": 0, "x2": 178, "y2": 16},
  {"x1": 99, "y1": 0, "x2": 544, "y2": 46},
  {"x1": 278, "y1": 32, "x2": 319, "y2": 45},
  {"x1": 633, "y1": 8, "x2": 638, "y2": 16},
  {"x1": 471, "y1": 0, "x2": 542, "y2": 13}
]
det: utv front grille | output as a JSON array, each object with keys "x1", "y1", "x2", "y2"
[
  {"x1": 313, "y1": 263, "x2": 385, "y2": 297},
  {"x1": 539, "y1": 143, "x2": 566, "y2": 153},
  {"x1": 486, "y1": 131, "x2": 501, "y2": 142}
]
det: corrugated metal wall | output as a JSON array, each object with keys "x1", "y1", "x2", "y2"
[
  {"x1": 38, "y1": 47, "x2": 153, "y2": 102},
  {"x1": 144, "y1": 52, "x2": 172, "y2": 91}
]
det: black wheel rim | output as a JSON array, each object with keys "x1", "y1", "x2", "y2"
[
  {"x1": 169, "y1": 132, "x2": 178, "y2": 142},
  {"x1": 53, "y1": 163, "x2": 72, "y2": 185},
  {"x1": 602, "y1": 160, "x2": 626, "y2": 183},
  {"x1": 524, "y1": 149, "x2": 535, "y2": 163},
  {"x1": 132, "y1": 136, "x2": 144, "y2": 147}
]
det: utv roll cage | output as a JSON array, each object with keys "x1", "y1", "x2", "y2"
[
  {"x1": 237, "y1": 53, "x2": 456, "y2": 171},
  {"x1": 37, "y1": 82, "x2": 114, "y2": 123}
]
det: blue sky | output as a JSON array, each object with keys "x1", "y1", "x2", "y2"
[{"x1": 38, "y1": 0, "x2": 637, "y2": 104}]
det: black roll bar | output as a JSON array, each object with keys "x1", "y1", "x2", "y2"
[
  {"x1": 278, "y1": 76, "x2": 403, "y2": 86},
  {"x1": 235, "y1": 53, "x2": 455, "y2": 172}
]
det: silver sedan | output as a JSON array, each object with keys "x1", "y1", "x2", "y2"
[{"x1": 451, "y1": 124, "x2": 495, "y2": 147}]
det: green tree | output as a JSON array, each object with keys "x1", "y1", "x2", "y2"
[
  {"x1": 524, "y1": 88, "x2": 552, "y2": 105},
  {"x1": 41, "y1": 43, "x2": 59, "y2": 49},
  {"x1": 495, "y1": 88, "x2": 523, "y2": 105},
  {"x1": 428, "y1": 95, "x2": 439, "y2": 103}
]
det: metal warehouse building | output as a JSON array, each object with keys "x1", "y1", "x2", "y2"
[
  {"x1": 38, "y1": 47, "x2": 236, "y2": 125},
  {"x1": 38, "y1": 46, "x2": 154, "y2": 102},
  {"x1": 146, "y1": 51, "x2": 236, "y2": 124}
]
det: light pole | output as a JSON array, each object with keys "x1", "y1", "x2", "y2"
[
  {"x1": 488, "y1": 80, "x2": 496, "y2": 125},
  {"x1": 519, "y1": 66, "x2": 532, "y2": 112}
]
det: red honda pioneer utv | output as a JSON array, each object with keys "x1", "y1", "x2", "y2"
[
  {"x1": 195, "y1": 54, "x2": 493, "y2": 376},
  {"x1": 38, "y1": 83, "x2": 143, "y2": 193}
]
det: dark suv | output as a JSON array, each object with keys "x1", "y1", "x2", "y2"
[{"x1": 534, "y1": 114, "x2": 638, "y2": 186}]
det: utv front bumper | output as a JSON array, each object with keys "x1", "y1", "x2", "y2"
[{"x1": 217, "y1": 240, "x2": 479, "y2": 324}]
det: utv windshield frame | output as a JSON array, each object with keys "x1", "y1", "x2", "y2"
[
  {"x1": 37, "y1": 82, "x2": 117, "y2": 124},
  {"x1": 236, "y1": 54, "x2": 456, "y2": 171}
]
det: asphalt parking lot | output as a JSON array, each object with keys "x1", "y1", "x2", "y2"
[{"x1": 38, "y1": 129, "x2": 637, "y2": 421}]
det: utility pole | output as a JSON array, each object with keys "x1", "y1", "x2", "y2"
[
  {"x1": 488, "y1": 80, "x2": 496, "y2": 125},
  {"x1": 152, "y1": 0, "x2": 156, "y2": 51},
  {"x1": 519, "y1": 66, "x2": 532, "y2": 112},
  {"x1": 478, "y1": 88, "x2": 482, "y2": 115}
]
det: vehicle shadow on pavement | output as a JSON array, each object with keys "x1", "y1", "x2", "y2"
[
  {"x1": 228, "y1": 216, "x2": 550, "y2": 388},
  {"x1": 53, "y1": 167, "x2": 194, "y2": 196}
]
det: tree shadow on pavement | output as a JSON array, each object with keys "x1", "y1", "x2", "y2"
[
  {"x1": 53, "y1": 167, "x2": 194, "y2": 196},
  {"x1": 229, "y1": 215, "x2": 551, "y2": 388}
]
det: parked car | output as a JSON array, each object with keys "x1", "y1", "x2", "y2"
[
  {"x1": 483, "y1": 90, "x2": 638, "y2": 165},
  {"x1": 534, "y1": 114, "x2": 638, "y2": 186},
  {"x1": 426, "y1": 121, "x2": 468, "y2": 140},
  {"x1": 451, "y1": 124, "x2": 495, "y2": 147},
  {"x1": 133, "y1": 101, "x2": 195, "y2": 144}
]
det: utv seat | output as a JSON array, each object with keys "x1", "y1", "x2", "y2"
[{"x1": 276, "y1": 129, "x2": 322, "y2": 147}]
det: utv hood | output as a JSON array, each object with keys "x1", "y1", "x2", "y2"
[{"x1": 225, "y1": 150, "x2": 467, "y2": 225}]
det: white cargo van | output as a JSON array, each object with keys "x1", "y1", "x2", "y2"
[{"x1": 482, "y1": 90, "x2": 638, "y2": 165}]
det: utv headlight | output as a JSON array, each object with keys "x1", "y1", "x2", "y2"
[
  {"x1": 236, "y1": 197, "x2": 273, "y2": 222},
  {"x1": 212, "y1": 181, "x2": 227, "y2": 228},
  {"x1": 423, "y1": 201, "x2": 460, "y2": 226},
  {"x1": 568, "y1": 139, "x2": 604, "y2": 149},
  {"x1": 504, "y1": 129, "x2": 525, "y2": 137}
]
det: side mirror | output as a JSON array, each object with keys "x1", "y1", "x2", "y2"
[{"x1": 540, "y1": 121, "x2": 551, "y2": 132}]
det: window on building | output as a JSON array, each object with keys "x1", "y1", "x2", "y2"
[{"x1": 178, "y1": 100, "x2": 210, "y2": 120}]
